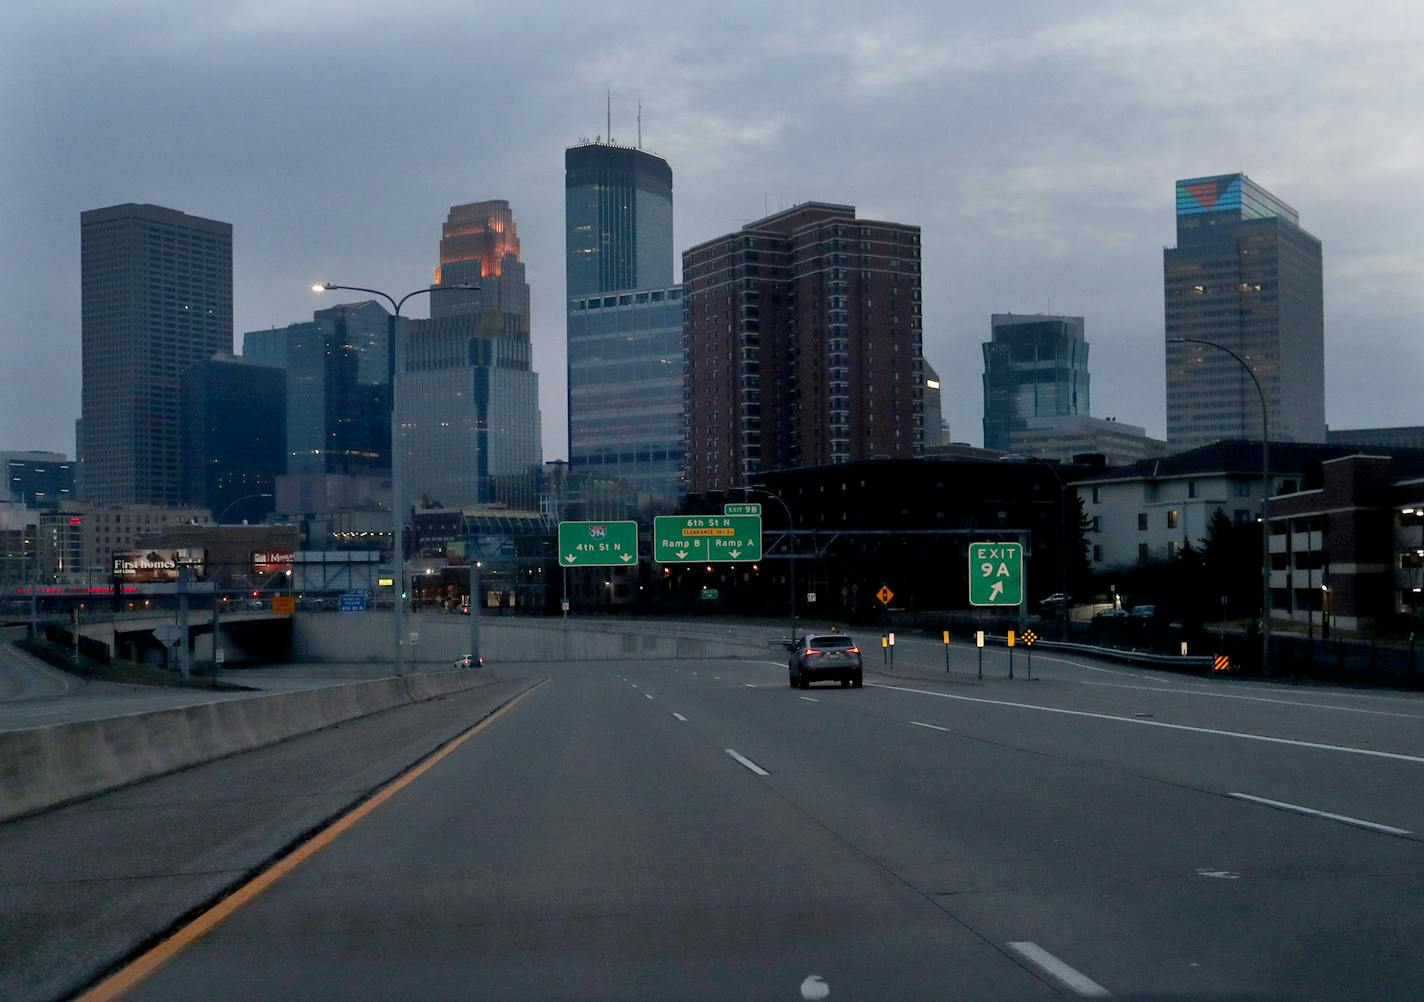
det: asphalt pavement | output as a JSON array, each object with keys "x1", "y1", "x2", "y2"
[{"x1": 89, "y1": 647, "x2": 1424, "y2": 1001}]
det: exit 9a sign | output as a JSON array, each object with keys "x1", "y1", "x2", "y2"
[{"x1": 969, "y1": 541, "x2": 1023, "y2": 606}]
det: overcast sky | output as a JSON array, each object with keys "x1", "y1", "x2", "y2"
[{"x1": 3, "y1": 0, "x2": 1422, "y2": 462}]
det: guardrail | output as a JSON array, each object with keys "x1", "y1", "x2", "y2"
[{"x1": 977, "y1": 632, "x2": 1216, "y2": 671}]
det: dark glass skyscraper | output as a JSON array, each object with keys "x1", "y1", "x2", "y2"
[
  {"x1": 1164, "y1": 173, "x2": 1325, "y2": 451},
  {"x1": 180, "y1": 356, "x2": 286, "y2": 519},
  {"x1": 79, "y1": 203, "x2": 233, "y2": 505},
  {"x1": 565, "y1": 143, "x2": 673, "y2": 298},
  {"x1": 982, "y1": 314, "x2": 1090, "y2": 452},
  {"x1": 565, "y1": 142, "x2": 682, "y2": 505}
]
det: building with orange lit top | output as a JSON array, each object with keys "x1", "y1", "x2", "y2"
[{"x1": 395, "y1": 201, "x2": 542, "y2": 514}]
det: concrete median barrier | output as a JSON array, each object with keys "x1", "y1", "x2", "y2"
[{"x1": 0, "y1": 669, "x2": 497, "y2": 824}]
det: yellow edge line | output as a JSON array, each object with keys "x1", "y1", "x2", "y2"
[{"x1": 75, "y1": 678, "x2": 546, "y2": 1002}]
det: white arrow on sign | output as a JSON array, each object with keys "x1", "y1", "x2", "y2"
[
  {"x1": 728, "y1": 549, "x2": 741, "y2": 558},
  {"x1": 619, "y1": 553, "x2": 633, "y2": 563},
  {"x1": 563, "y1": 554, "x2": 577, "y2": 564},
  {"x1": 675, "y1": 550, "x2": 689, "y2": 560},
  {"x1": 989, "y1": 581, "x2": 1004, "y2": 601}
]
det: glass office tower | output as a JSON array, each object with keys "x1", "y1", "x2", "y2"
[
  {"x1": 1164, "y1": 173, "x2": 1325, "y2": 451},
  {"x1": 564, "y1": 141, "x2": 682, "y2": 504},
  {"x1": 565, "y1": 142, "x2": 673, "y2": 298},
  {"x1": 397, "y1": 201, "x2": 543, "y2": 514},
  {"x1": 566, "y1": 287, "x2": 684, "y2": 504},
  {"x1": 982, "y1": 314, "x2": 1089, "y2": 452},
  {"x1": 79, "y1": 203, "x2": 232, "y2": 505}
]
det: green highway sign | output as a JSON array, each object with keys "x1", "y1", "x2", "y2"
[
  {"x1": 968, "y1": 541, "x2": 1023, "y2": 606},
  {"x1": 654, "y1": 514, "x2": 762, "y2": 563},
  {"x1": 557, "y1": 520, "x2": 639, "y2": 567},
  {"x1": 723, "y1": 502, "x2": 761, "y2": 516}
]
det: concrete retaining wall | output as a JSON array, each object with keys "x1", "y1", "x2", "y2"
[
  {"x1": 290, "y1": 611, "x2": 777, "y2": 664},
  {"x1": 0, "y1": 669, "x2": 498, "y2": 824}
]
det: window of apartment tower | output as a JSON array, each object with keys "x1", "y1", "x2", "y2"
[
  {"x1": 1167, "y1": 510, "x2": 1179, "y2": 529},
  {"x1": 1137, "y1": 513, "x2": 1148, "y2": 531}
]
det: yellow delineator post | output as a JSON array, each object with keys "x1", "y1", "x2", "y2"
[
  {"x1": 942, "y1": 630, "x2": 951, "y2": 673},
  {"x1": 976, "y1": 630, "x2": 985, "y2": 679},
  {"x1": 1007, "y1": 630, "x2": 1015, "y2": 679}
]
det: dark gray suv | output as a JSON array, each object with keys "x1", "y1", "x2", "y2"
[{"x1": 788, "y1": 633, "x2": 863, "y2": 689}]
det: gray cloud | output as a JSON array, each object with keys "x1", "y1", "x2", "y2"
[{"x1": 2, "y1": 0, "x2": 1421, "y2": 461}]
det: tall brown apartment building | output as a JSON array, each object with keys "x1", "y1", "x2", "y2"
[{"x1": 682, "y1": 202, "x2": 923, "y2": 493}]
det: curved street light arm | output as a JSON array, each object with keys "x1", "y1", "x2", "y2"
[{"x1": 1167, "y1": 336, "x2": 1271, "y2": 674}]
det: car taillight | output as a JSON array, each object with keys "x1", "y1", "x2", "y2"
[
  {"x1": 846, "y1": 646, "x2": 860, "y2": 654},
  {"x1": 804, "y1": 648, "x2": 822, "y2": 656}
]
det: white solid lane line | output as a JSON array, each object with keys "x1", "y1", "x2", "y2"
[
  {"x1": 672, "y1": 712, "x2": 687, "y2": 722},
  {"x1": 725, "y1": 749, "x2": 770, "y2": 776},
  {"x1": 799, "y1": 696, "x2": 820, "y2": 703},
  {"x1": 1228, "y1": 793, "x2": 1413, "y2": 836},
  {"x1": 744, "y1": 683, "x2": 757, "y2": 688},
  {"x1": 645, "y1": 693, "x2": 654, "y2": 700},
  {"x1": 1068, "y1": 677, "x2": 1424, "y2": 720},
  {"x1": 868, "y1": 683, "x2": 1424, "y2": 765},
  {"x1": 908, "y1": 720, "x2": 950, "y2": 732},
  {"x1": 1007, "y1": 941, "x2": 1111, "y2": 997}
]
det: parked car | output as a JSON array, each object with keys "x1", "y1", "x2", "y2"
[
  {"x1": 1127, "y1": 604, "x2": 1158, "y2": 624},
  {"x1": 453, "y1": 654, "x2": 485, "y2": 669},
  {"x1": 1091, "y1": 607, "x2": 1129, "y2": 624},
  {"x1": 788, "y1": 632, "x2": 863, "y2": 689},
  {"x1": 1039, "y1": 593, "x2": 1071, "y2": 618}
]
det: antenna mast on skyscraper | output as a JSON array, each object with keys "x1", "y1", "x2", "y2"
[
  {"x1": 637, "y1": 100, "x2": 642, "y2": 148},
  {"x1": 606, "y1": 89, "x2": 612, "y2": 144}
]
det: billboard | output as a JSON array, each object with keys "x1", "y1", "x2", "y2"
[
  {"x1": 112, "y1": 548, "x2": 206, "y2": 583},
  {"x1": 251, "y1": 549, "x2": 295, "y2": 574}
]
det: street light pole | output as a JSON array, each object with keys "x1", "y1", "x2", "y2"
[
  {"x1": 748, "y1": 486, "x2": 796, "y2": 643},
  {"x1": 1169, "y1": 336, "x2": 1271, "y2": 674},
  {"x1": 314, "y1": 281, "x2": 477, "y2": 675}
]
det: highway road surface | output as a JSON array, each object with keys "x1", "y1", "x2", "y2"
[{"x1": 63, "y1": 647, "x2": 1424, "y2": 1002}]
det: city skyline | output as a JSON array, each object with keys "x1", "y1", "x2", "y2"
[{"x1": 4, "y1": 2, "x2": 1423, "y2": 463}]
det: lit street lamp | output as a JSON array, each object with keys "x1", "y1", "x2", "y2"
[
  {"x1": 313, "y1": 281, "x2": 478, "y2": 675},
  {"x1": 1168, "y1": 336, "x2": 1271, "y2": 673}
]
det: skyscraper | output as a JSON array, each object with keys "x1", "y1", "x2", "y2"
[
  {"x1": 683, "y1": 202, "x2": 924, "y2": 493},
  {"x1": 180, "y1": 355, "x2": 286, "y2": 520},
  {"x1": 1164, "y1": 173, "x2": 1325, "y2": 451},
  {"x1": 565, "y1": 142, "x2": 674, "y2": 298},
  {"x1": 564, "y1": 141, "x2": 682, "y2": 506},
  {"x1": 396, "y1": 202, "x2": 542, "y2": 514},
  {"x1": 982, "y1": 313, "x2": 1090, "y2": 451},
  {"x1": 79, "y1": 203, "x2": 232, "y2": 505},
  {"x1": 276, "y1": 301, "x2": 391, "y2": 476}
]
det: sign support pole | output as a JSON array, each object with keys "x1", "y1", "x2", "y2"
[
  {"x1": 177, "y1": 565, "x2": 191, "y2": 680},
  {"x1": 211, "y1": 594, "x2": 220, "y2": 676}
]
